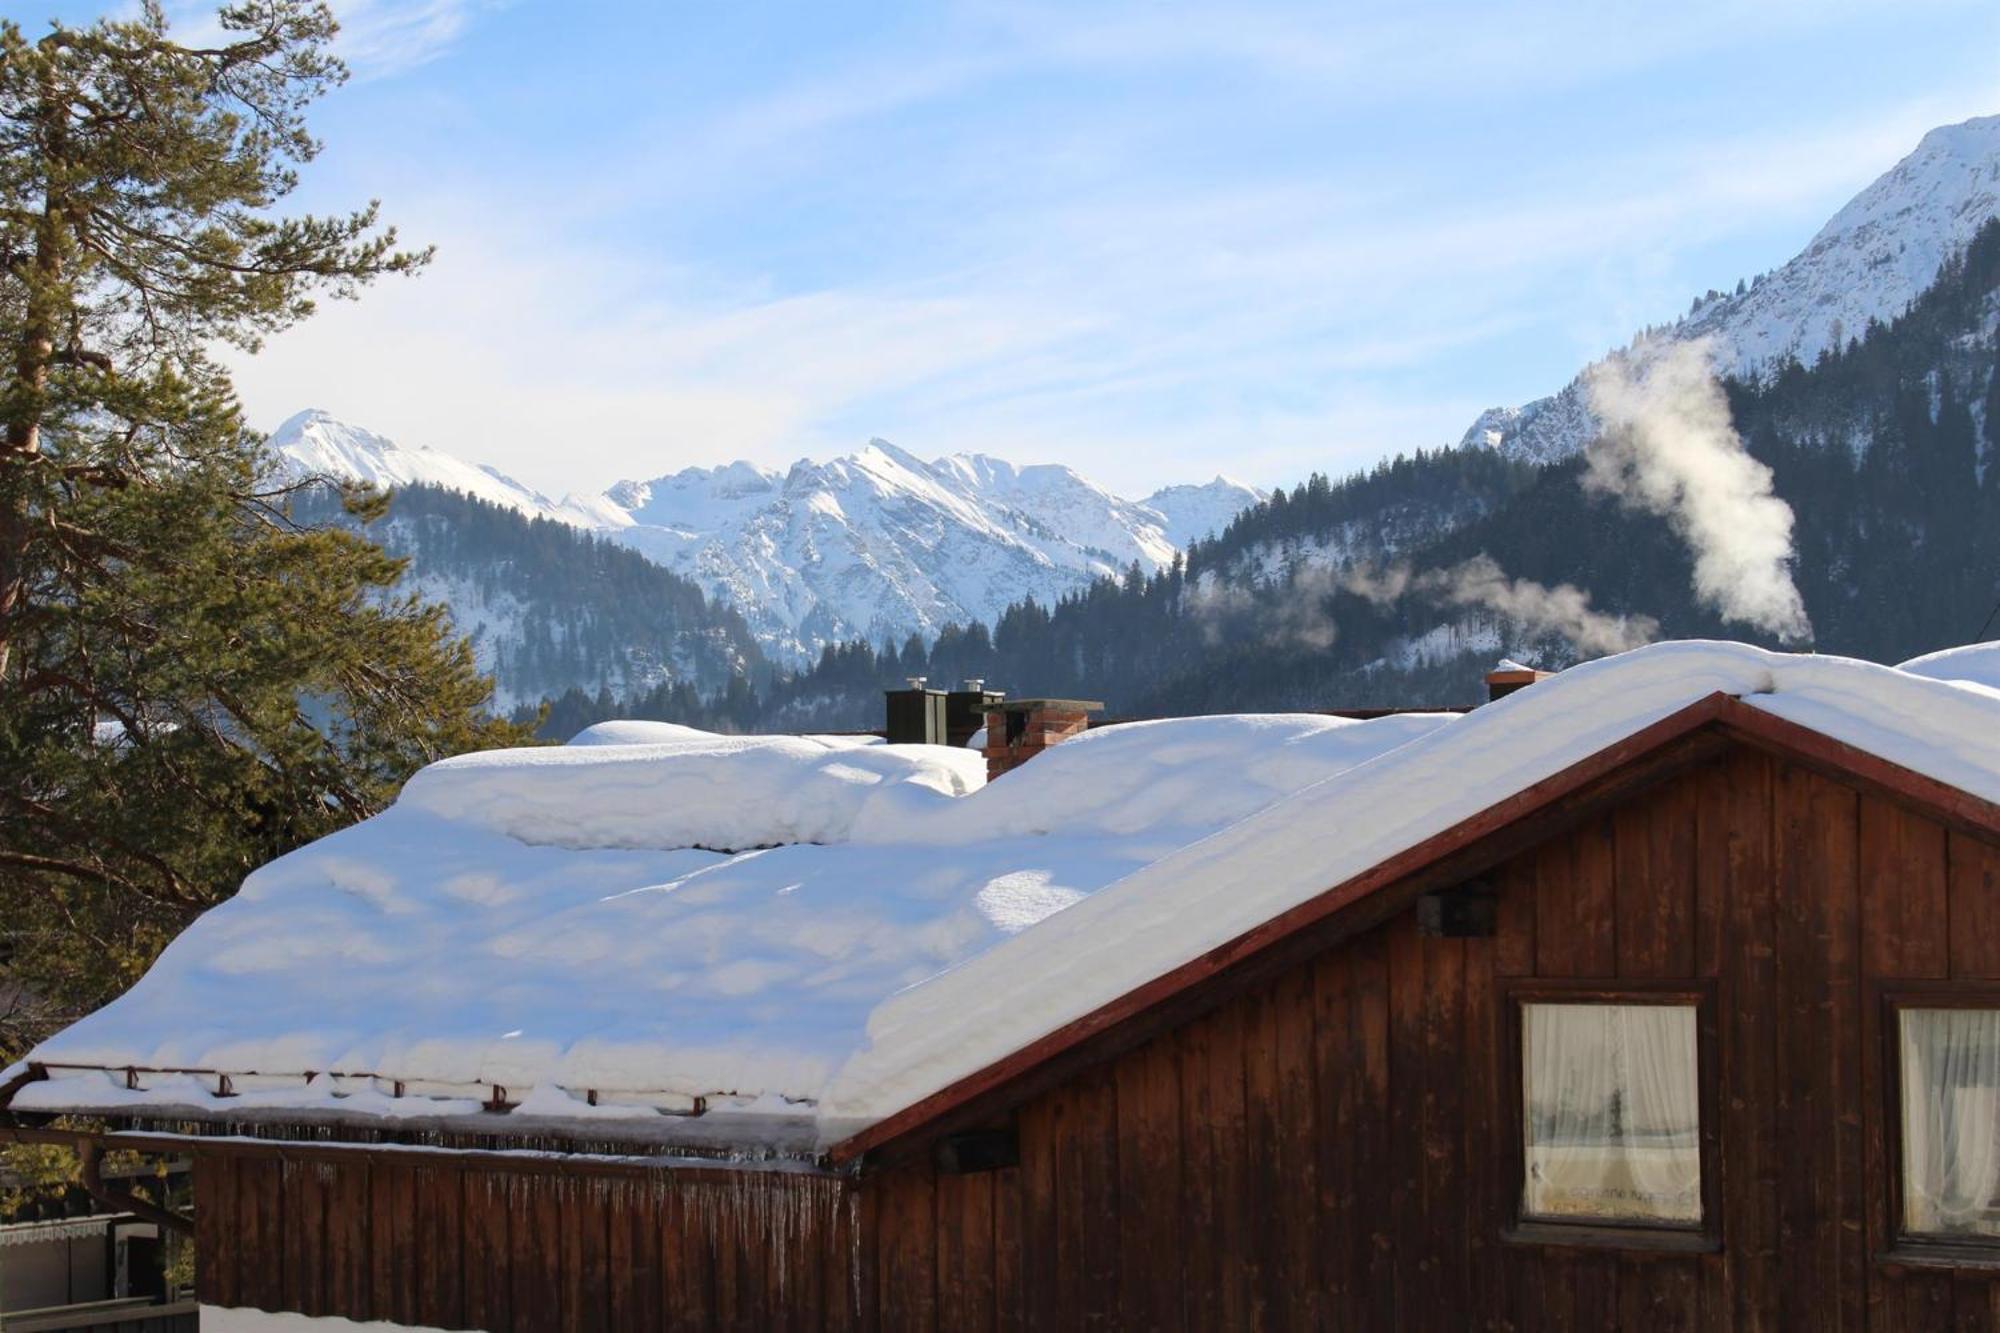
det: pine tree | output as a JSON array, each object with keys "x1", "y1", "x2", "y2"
[{"x1": 0, "y1": 2, "x2": 532, "y2": 1058}]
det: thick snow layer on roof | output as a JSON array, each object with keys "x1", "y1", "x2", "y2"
[
  {"x1": 820, "y1": 643, "x2": 2000, "y2": 1129},
  {"x1": 398, "y1": 730, "x2": 979, "y2": 852},
  {"x1": 22, "y1": 641, "x2": 2000, "y2": 1148},
  {"x1": 18, "y1": 709, "x2": 1444, "y2": 1136},
  {"x1": 1898, "y1": 642, "x2": 2000, "y2": 694}
]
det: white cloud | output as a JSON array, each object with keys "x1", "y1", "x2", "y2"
[
  {"x1": 328, "y1": 0, "x2": 494, "y2": 77},
  {"x1": 157, "y1": 0, "x2": 492, "y2": 77},
  {"x1": 215, "y1": 0, "x2": 2000, "y2": 499}
]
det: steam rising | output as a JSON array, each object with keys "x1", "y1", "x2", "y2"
[
  {"x1": 1187, "y1": 567, "x2": 1341, "y2": 650},
  {"x1": 1346, "y1": 556, "x2": 1657, "y2": 656},
  {"x1": 1582, "y1": 338, "x2": 1812, "y2": 642}
]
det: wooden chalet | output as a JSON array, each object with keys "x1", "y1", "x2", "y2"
[{"x1": 11, "y1": 643, "x2": 2000, "y2": 1330}]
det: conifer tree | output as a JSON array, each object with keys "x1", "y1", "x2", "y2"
[{"x1": 0, "y1": 2, "x2": 532, "y2": 1057}]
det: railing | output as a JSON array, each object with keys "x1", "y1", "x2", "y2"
[{"x1": 0, "y1": 1297, "x2": 198, "y2": 1332}]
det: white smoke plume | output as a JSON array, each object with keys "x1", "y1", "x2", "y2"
[
  {"x1": 1346, "y1": 556, "x2": 1657, "y2": 655},
  {"x1": 1582, "y1": 338, "x2": 1812, "y2": 643},
  {"x1": 1186, "y1": 566, "x2": 1341, "y2": 650}
]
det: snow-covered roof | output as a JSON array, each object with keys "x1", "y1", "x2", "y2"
[
  {"x1": 1897, "y1": 641, "x2": 2000, "y2": 694},
  {"x1": 17, "y1": 641, "x2": 2000, "y2": 1154}
]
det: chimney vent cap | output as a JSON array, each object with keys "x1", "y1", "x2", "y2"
[{"x1": 905, "y1": 676, "x2": 928, "y2": 690}]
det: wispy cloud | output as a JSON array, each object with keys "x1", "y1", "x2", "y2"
[
  {"x1": 327, "y1": 0, "x2": 496, "y2": 77},
  {"x1": 155, "y1": 0, "x2": 492, "y2": 77},
  {"x1": 216, "y1": 0, "x2": 2000, "y2": 496}
]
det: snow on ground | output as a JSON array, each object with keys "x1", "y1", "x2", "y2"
[
  {"x1": 19, "y1": 641, "x2": 2000, "y2": 1148},
  {"x1": 203, "y1": 1308, "x2": 476, "y2": 1333}
]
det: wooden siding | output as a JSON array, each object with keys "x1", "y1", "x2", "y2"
[{"x1": 193, "y1": 741, "x2": 2000, "y2": 1330}]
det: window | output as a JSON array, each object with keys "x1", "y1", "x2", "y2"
[
  {"x1": 1899, "y1": 1007, "x2": 2000, "y2": 1240},
  {"x1": 1519, "y1": 999, "x2": 1703, "y2": 1228}
]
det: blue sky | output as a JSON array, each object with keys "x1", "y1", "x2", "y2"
[{"x1": 41, "y1": 1, "x2": 2000, "y2": 496}]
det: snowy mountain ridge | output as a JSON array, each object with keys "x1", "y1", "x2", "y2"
[
  {"x1": 270, "y1": 410, "x2": 563, "y2": 517},
  {"x1": 268, "y1": 410, "x2": 1260, "y2": 665},
  {"x1": 1466, "y1": 114, "x2": 2000, "y2": 464}
]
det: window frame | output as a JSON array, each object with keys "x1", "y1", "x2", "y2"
[
  {"x1": 1881, "y1": 984, "x2": 2000, "y2": 1268},
  {"x1": 1500, "y1": 977, "x2": 1723, "y2": 1253}
]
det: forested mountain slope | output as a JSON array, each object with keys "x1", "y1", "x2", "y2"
[
  {"x1": 289, "y1": 483, "x2": 767, "y2": 709},
  {"x1": 545, "y1": 215, "x2": 2000, "y2": 735}
]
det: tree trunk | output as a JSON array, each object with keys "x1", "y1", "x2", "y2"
[{"x1": 0, "y1": 65, "x2": 64, "y2": 683}]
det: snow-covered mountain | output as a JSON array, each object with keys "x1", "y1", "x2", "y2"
[
  {"x1": 1466, "y1": 114, "x2": 2000, "y2": 463},
  {"x1": 587, "y1": 444, "x2": 1258, "y2": 660},
  {"x1": 270, "y1": 410, "x2": 565, "y2": 518},
  {"x1": 268, "y1": 414, "x2": 1259, "y2": 666}
]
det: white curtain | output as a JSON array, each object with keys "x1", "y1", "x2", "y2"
[
  {"x1": 1901, "y1": 1008, "x2": 2000, "y2": 1236},
  {"x1": 1523, "y1": 1002, "x2": 1701, "y2": 1223}
]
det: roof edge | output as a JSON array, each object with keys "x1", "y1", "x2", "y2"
[{"x1": 831, "y1": 690, "x2": 2000, "y2": 1164}]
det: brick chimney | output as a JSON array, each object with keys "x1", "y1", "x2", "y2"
[
  {"x1": 1484, "y1": 660, "x2": 1551, "y2": 702},
  {"x1": 984, "y1": 698, "x2": 1104, "y2": 781}
]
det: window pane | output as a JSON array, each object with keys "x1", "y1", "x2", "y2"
[
  {"x1": 1901, "y1": 1008, "x2": 2000, "y2": 1238},
  {"x1": 1522, "y1": 1002, "x2": 1701, "y2": 1224}
]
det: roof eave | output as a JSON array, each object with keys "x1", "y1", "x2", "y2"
[{"x1": 830, "y1": 692, "x2": 2000, "y2": 1167}]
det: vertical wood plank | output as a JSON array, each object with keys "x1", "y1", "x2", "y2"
[
  {"x1": 237, "y1": 1156, "x2": 284, "y2": 1312},
  {"x1": 1614, "y1": 774, "x2": 1698, "y2": 979},
  {"x1": 877, "y1": 1165, "x2": 938, "y2": 1333},
  {"x1": 1241, "y1": 982, "x2": 1283, "y2": 1333},
  {"x1": 1774, "y1": 765, "x2": 1864, "y2": 1332},
  {"x1": 661, "y1": 1179, "x2": 715, "y2": 1333},
  {"x1": 1493, "y1": 854, "x2": 1537, "y2": 978},
  {"x1": 1175, "y1": 1012, "x2": 1221, "y2": 1333},
  {"x1": 1388, "y1": 918, "x2": 1429, "y2": 1331},
  {"x1": 563, "y1": 1175, "x2": 611, "y2": 1333},
  {"x1": 1115, "y1": 1036, "x2": 1184, "y2": 1333},
  {"x1": 1461, "y1": 929, "x2": 1511, "y2": 1332},
  {"x1": 1017, "y1": 1096, "x2": 1059, "y2": 1333},
  {"x1": 1570, "y1": 1252, "x2": 1620, "y2": 1332},
  {"x1": 1861, "y1": 795, "x2": 1953, "y2": 1328},
  {"x1": 1422, "y1": 934, "x2": 1470, "y2": 1333},
  {"x1": 935, "y1": 1169, "x2": 995, "y2": 1333},
  {"x1": 1861, "y1": 796, "x2": 1950, "y2": 981},
  {"x1": 368, "y1": 1162, "x2": 416, "y2": 1326},
  {"x1": 1204, "y1": 1002, "x2": 1251, "y2": 1333},
  {"x1": 512, "y1": 1172, "x2": 563, "y2": 1333},
  {"x1": 1699, "y1": 749, "x2": 1779, "y2": 1333},
  {"x1": 1272, "y1": 965, "x2": 1320, "y2": 1333},
  {"x1": 992, "y1": 1166, "x2": 1023, "y2": 1333},
  {"x1": 193, "y1": 1152, "x2": 239, "y2": 1310},
  {"x1": 279, "y1": 1159, "x2": 329, "y2": 1317},
  {"x1": 1075, "y1": 1066, "x2": 1120, "y2": 1330},
  {"x1": 324, "y1": 1158, "x2": 371, "y2": 1320},
  {"x1": 823, "y1": 1181, "x2": 863, "y2": 1333},
  {"x1": 414, "y1": 1163, "x2": 464, "y2": 1330},
  {"x1": 1353, "y1": 931, "x2": 1398, "y2": 1332},
  {"x1": 1614, "y1": 775, "x2": 1700, "y2": 1319},
  {"x1": 1949, "y1": 833, "x2": 2000, "y2": 979},
  {"x1": 463, "y1": 1170, "x2": 512, "y2": 1333},
  {"x1": 1048, "y1": 1068, "x2": 1118, "y2": 1328},
  {"x1": 1537, "y1": 817, "x2": 1617, "y2": 978},
  {"x1": 1310, "y1": 949, "x2": 1358, "y2": 1328}
]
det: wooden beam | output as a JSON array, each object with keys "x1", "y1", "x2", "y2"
[
  {"x1": 1713, "y1": 698, "x2": 2000, "y2": 845},
  {"x1": 1, "y1": 1122, "x2": 846, "y2": 1184}
]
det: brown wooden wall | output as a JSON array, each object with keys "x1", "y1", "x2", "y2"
[
  {"x1": 195, "y1": 741, "x2": 2000, "y2": 1331},
  {"x1": 194, "y1": 1153, "x2": 860, "y2": 1331}
]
